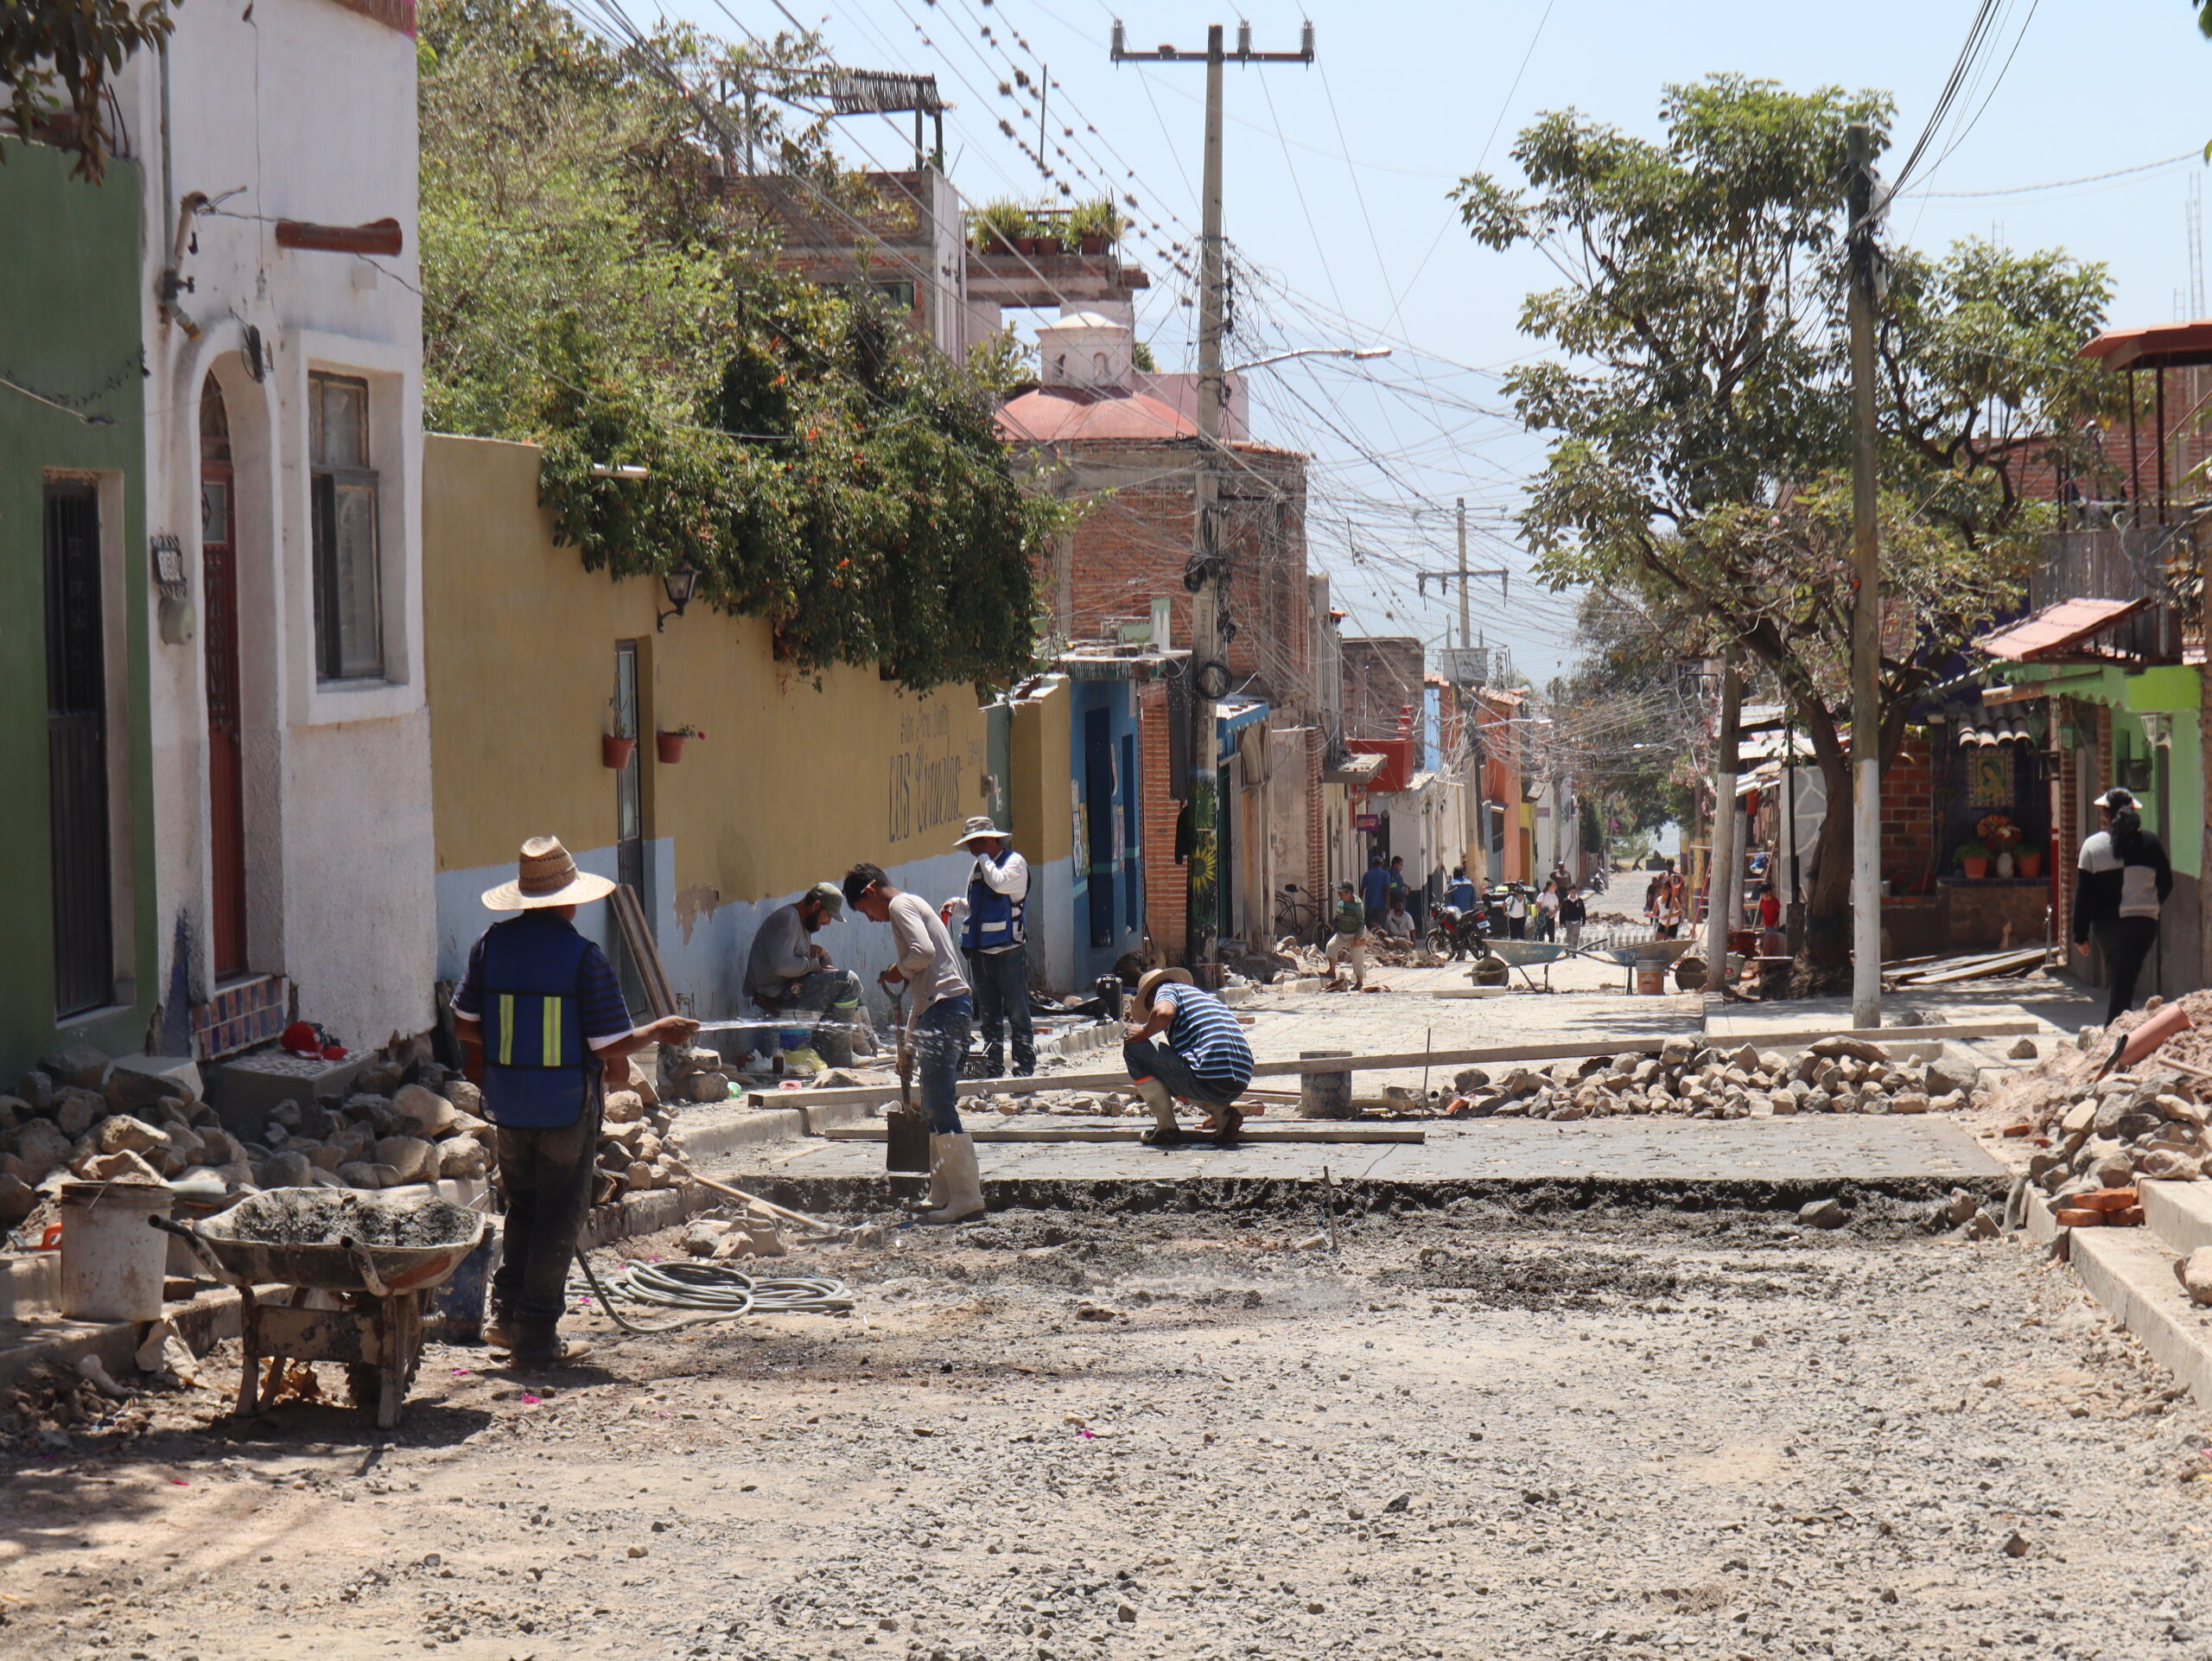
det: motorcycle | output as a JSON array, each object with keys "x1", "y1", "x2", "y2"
[{"x1": 1425, "y1": 902, "x2": 1493, "y2": 962}]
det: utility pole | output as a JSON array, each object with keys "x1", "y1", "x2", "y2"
[
  {"x1": 1112, "y1": 18, "x2": 1314, "y2": 983},
  {"x1": 1847, "y1": 121, "x2": 1883, "y2": 1029},
  {"x1": 1703, "y1": 653, "x2": 1741, "y2": 994},
  {"x1": 1457, "y1": 498, "x2": 1470, "y2": 650}
]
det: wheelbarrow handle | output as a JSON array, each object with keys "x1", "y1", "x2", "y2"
[
  {"x1": 147, "y1": 1213, "x2": 238, "y2": 1286},
  {"x1": 337, "y1": 1233, "x2": 392, "y2": 1299}
]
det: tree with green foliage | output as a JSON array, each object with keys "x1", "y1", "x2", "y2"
[
  {"x1": 1456, "y1": 75, "x2": 2115, "y2": 981},
  {"x1": 418, "y1": 0, "x2": 1060, "y2": 692},
  {"x1": 1556, "y1": 589, "x2": 1704, "y2": 855},
  {"x1": 2, "y1": 0, "x2": 177, "y2": 180}
]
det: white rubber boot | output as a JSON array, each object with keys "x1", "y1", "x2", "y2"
[
  {"x1": 917, "y1": 1133, "x2": 985, "y2": 1225},
  {"x1": 904, "y1": 1135, "x2": 950, "y2": 1212},
  {"x1": 1132, "y1": 1077, "x2": 1184, "y2": 1145}
]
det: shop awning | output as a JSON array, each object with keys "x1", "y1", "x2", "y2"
[
  {"x1": 1976, "y1": 596, "x2": 2149, "y2": 664},
  {"x1": 1322, "y1": 751, "x2": 1385, "y2": 786}
]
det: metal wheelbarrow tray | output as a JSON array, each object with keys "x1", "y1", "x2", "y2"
[
  {"x1": 155, "y1": 1188, "x2": 489, "y2": 1429},
  {"x1": 1468, "y1": 938, "x2": 1578, "y2": 990}
]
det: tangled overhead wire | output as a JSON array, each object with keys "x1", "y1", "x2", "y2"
[{"x1": 567, "y1": 1252, "x2": 856, "y2": 1335}]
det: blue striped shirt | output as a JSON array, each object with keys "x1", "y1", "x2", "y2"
[{"x1": 1159, "y1": 982, "x2": 1254, "y2": 1095}]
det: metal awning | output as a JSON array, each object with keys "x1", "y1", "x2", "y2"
[
  {"x1": 1976, "y1": 596, "x2": 2151, "y2": 664},
  {"x1": 2080, "y1": 319, "x2": 2212, "y2": 372}
]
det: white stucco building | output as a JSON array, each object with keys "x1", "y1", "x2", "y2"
[{"x1": 124, "y1": 0, "x2": 434, "y2": 1060}]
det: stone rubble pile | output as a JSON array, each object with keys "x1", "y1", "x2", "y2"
[
  {"x1": 0, "y1": 1041, "x2": 493, "y2": 1229},
  {"x1": 2020, "y1": 1060, "x2": 2210, "y2": 1196},
  {"x1": 660, "y1": 1045, "x2": 737, "y2": 1104},
  {"x1": 1444, "y1": 1034, "x2": 1985, "y2": 1122},
  {"x1": 595, "y1": 1082, "x2": 691, "y2": 1204}
]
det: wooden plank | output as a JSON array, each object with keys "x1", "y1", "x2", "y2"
[
  {"x1": 611, "y1": 882, "x2": 677, "y2": 1019},
  {"x1": 819, "y1": 1123, "x2": 1426, "y2": 1145},
  {"x1": 1902, "y1": 950, "x2": 2050, "y2": 987},
  {"x1": 744, "y1": 1019, "x2": 2040, "y2": 1111}
]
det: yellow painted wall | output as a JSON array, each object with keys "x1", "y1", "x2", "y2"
[
  {"x1": 1008, "y1": 675, "x2": 1073, "y2": 867},
  {"x1": 424, "y1": 435, "x2": 991, "y2": 906}
]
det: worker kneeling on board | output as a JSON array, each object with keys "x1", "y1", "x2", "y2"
[
  {"x1": 453, "y1": 836, "x2": 699, "y2": 1365},
  {"x1": 745, "y1": 881, "x2": 877, "y2": 1066},
  {"x1": 842, "y1": 862, "x2": 986, "y2": 1225},
  {"x1": 1122, "y1": 968, "x2": 1255, "y2": 1149}
]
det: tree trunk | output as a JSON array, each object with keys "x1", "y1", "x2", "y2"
[{"x1": 1796, "y1": 748, "x2": 1857, "y2": 995}]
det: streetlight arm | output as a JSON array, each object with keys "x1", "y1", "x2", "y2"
[{"x1": 1228, "y1": 345, "x2": 1392, "y2": 372}]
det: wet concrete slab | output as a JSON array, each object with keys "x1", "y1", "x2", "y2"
[{"x1": 709, "y1": 1113, "x2": 2007, "y2": 1192}]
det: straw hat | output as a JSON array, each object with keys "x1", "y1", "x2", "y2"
[
  {"x1": 1134, "y1": 966, "x2": 1194, "y2": 1006},
  {"x1": 480, "y1": 836, "x2": 618, "y2": 911},
  {"x1": 953, "y1": 816, "x2": 1009, "y2": 847}
]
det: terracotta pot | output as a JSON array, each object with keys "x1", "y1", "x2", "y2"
[
  {"x1": 2018, "y1": 851, "x2": 2044, "y2": 878},
  {"x1": 1078, "y1": 232, "x2": 1108, "y2": 255},
  {"x1": 1961, "y1": 856, "x2": 1989, "y2": 880},
  {"x1": 981, "y1": 230, "x2": 1019, "y2": 258},
  {"x1": 656, "y1": 732, "x2": 688, "y2": 764},
  {"x1": 601, "y1": 735, "x2": 636, "y2": 768}
]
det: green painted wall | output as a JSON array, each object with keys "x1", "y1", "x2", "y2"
[
  {"x1": 2010, "y1": 661, "x2": 2204, "y2": 879},
  {"x1": 0, "y1": 143, "x2": 156, "y2": 1077}
]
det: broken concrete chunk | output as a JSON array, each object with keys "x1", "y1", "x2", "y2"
[
  {"x1": 392, "y1": 1084, "x2": 459, "y2": 1137},
  {"x1": 1808, "y1": 1035, "x2": 1886, "y2": 1064},
  {"x1": 1798, "y1": 1197, "x2": 1847, "y2": 1229},
  {"x1": 257, "y1": 1150, "x2": 314, "y2": 1189},
  {"x1": 39, "y1": 1043, "x2": 109, "y2": 1089},
  {"x1": 73, "y1": 1149, "x2": 163, "y2": 1183},
  {"x1": 373, "y1": 1136, "x2": 438, "y2": 1185},
  {"x1": 2177, "y1": 1248, "x2": 2212, "y2": 1307},
  {"x1": 2007, "y1": 1037, "x2": 2039, "y2": 1060}
]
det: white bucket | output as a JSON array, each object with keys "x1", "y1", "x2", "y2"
[{"x1": 59, "y1": 1181, "x2": 174, "y2": 1322}]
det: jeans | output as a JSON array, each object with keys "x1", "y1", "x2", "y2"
[
  {"x1": 2094, "y1": 916, "x2": 2161, "y2": 1025},
  {"x1": 965, "y1": 945, "x2": 1035, "y2": 1074},
  {"x1": 492, "y1": 1098, "x2": 601, "y2": 1328},
  {"x1": 1123, "y1": 1036, "x2": 1243, "y2": 1110},
  {"x1": 912, "y1": 994, "x2": 973, "y2": 1135}
]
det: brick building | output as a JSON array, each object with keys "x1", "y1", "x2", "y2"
[{"x1": 999, "y1": 312, "x2": 1320, "y2": 961}]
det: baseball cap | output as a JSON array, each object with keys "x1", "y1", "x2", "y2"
[{"x1": 806, "y1": 881, "x2": 846, "y2": 917}]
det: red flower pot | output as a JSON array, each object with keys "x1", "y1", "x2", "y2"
[
  {"x1": 656, "y1": 732, "x2": 688, "y2": 764},
  {"x1": 1078, "y1": 232, "x2": 1108, "y2": 255},
  {"x1": 601, "y1": 735, "x2": 636, "y2": 768},
  {"x1": 2018, "y1": 851, "x2": 2044, "y2": 878},
  {"x1": 1961, "y1": 856, "x2": 1989, "y2": 881}
]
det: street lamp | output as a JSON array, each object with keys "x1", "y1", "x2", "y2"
[
  {"x1": 657, "y1": 559, "x2": 700, "y2": 632},
  {"x1": 1229, "y1": 346, "x2": 1392, "y2": 372}
]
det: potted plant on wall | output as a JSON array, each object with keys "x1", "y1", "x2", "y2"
[
  {"x1": 602, "y1": 700, "x2": 635, "y2": 768},
  {"x1": 657, "y1": 723, "x2": 704, "y2": 764},
  {"x1": 971, "y1": 199, "x2": 1029, "y2": 258},
  {"x1": 1956, "y1": 840, "x2": 1992, "y2": 881},
  {"x1": 1979, "y1": 813, "x2": 2022, "y2": 878},
  {"x1": 2018, "y1": 845, "x2": 2044, "y2": 879},
  {"x1": 1070, "y1": 196, "x2": 1125, "y2": 256}
]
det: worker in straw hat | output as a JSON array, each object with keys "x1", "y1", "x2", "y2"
[
  {"x1": 453, "y1": 837, "x2": 700, "y2": 1365},
  {"x1": 1123, "y1": 967, "x2": 1255, "y2": 1148},
  {"x1": 941, "y1": 815, "x2": 1033, "y2": 1078}
]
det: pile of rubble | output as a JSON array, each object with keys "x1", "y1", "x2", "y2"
[
  {"x1": 1995, "y1": 998, "x2": 2212, "y2": 1198},
  {"x1": 660, "y1": 1044, "x2": 739, "y2": 1102},
  {"x1": 1446, "y1": 1034, "x2": 1985, "y2": 1121},
  {"x1": 0, "y1": 1043, "x2": 495, "y2": 1228},
  {"x1": 595, "y1": 1083, "x2": 691, "y2": 1203}
]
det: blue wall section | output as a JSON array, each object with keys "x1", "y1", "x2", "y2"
[{"x1": 1070, "y1": 679, "x2": 1145, "y2": 985}]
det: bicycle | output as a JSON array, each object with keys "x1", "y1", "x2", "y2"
[{"x1": 1273, "y1": 883, "x2": 1323, "y2": 945}]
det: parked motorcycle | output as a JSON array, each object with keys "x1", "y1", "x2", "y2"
[{"x1": 1425, "y1": 902, "x2": 1493, "y2": 961}]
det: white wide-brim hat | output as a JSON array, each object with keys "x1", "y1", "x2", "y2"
[{"x1": 481, "y1": 836, "x2": 619, "y2": 911}]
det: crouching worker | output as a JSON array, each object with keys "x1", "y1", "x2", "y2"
[
  {"x1": 843, "y1": 862, "x2": 985, "y2": 1224},
  {"x1": 1123, "y1": 968, "x2": 1255, "y2": 1148},
  {"x1": 454, "y1": 837, "x2": 700, "y2": 1365}
]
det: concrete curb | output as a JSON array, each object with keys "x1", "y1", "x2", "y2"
[{"x1": 2025, "y1": 1183, "x2": 2212, "y2": 1407}]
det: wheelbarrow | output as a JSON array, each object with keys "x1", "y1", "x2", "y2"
[
  {"x1": 1584, "y1": 937, "x2": 1699, "y2": 995},
  {"x1": 151, "y1": 1188, "x2": 489, "y2": 1429},
  {"x1": 1471, "y1": 938, "x2": 1579, "y2": 991}
]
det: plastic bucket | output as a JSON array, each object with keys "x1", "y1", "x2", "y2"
[
  {"x1": 1634, "y1": 966, "x2": 1667, "y2": 996},
  {"x1": 426, "y1": 1219, "x2": 497, "y2": 1344},
  {"x1": 778, "y1": 1027, "x2": 811, "y2": 1053},
  {"x1": 59, "y1": 1181, "x2": 173, "y2": 1322}
]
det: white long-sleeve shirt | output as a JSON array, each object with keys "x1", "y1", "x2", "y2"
[{"x1": 941, "y1": 849, "x2": 1030, "y2": 952}]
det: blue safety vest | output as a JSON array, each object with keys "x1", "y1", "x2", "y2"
[
  {"x1": 961, "y1": 851, "x2": 1027, "y2": 951},
  {"x1": 478, "y1": 920, "x2": 596, "y2": 1129}
]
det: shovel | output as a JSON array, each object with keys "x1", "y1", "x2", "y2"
[{"x1": 883, "y1": 981, "x2": 931, "y2": 1195}]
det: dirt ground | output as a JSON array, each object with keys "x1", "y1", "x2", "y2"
[{"x1": 8, "y1": 1196, "x2": 2212, "y2": 1661}]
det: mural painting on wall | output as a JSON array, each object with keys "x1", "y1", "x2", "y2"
[
  {"x1": 888, "y1": 700, "x2": 978, "y2": 845},
  {"x1": 1967, "y1": 748, "x2": 2014, "y2": 808}
]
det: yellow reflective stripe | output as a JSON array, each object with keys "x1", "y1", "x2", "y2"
[
  {"x1": 496, "y1": 995, "x2": 515, "y2": 1066},
  {"x1": 542, "y1": 996, "x2": 563, "y2": 1066}
]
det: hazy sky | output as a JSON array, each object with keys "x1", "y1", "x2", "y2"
[{"x1": 644, "y1": 0, "x2": 2211, "y2": 684}]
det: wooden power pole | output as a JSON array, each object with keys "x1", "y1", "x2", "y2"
[
  {"x1": 1112, "y1": 19, "x2": 1314, "y2": 981},
  {"x1": 1703, "y1": 654, "x2": 1742, "y2": 992},
  {"x1": 1847, "y1": 121, "x2": 1883, "y2": 1029}
]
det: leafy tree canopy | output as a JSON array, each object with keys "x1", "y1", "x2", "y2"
[
  {"x1": 419, "y1": 0, "x2": 1060, "y2": 692},
  {"x1": 2, "y1": 0, "x2": 177, "y2": 180},
  {"x1": 1456, "y1": 75, "x2": 2116, "y2": 967}
]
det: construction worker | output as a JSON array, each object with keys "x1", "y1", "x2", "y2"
[
  {"x1": 943, "y1": 816, "x2": 1033, "y2": 1077},
  {"x1": 1362, "y1": 853, "x2": 1390, "y2": 926},
  {"x1": 1324, "y1": 880, "x2": 1369, "y2": 990},
  {"x1": 1124, "y1": 968, "x2": 1255, "y2": 1149},
  {"x1": 843, "y1": 862, "x2": 983, "y2": 1224},
  {"x1": 1383, "y1": 894, "x2": 1417, "y2": 941},
  {"x1": 453, "y1": 837, "x2": 699, "y2": 1365},
  {"x1": 745, "y1": 881, "x2": 875, "y2": 1066},
  {"x1": 1447, "y1": 865, "x2": 1477, "y2": 911}
]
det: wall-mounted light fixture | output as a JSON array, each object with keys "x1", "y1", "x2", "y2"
[{"x1": 658, "y1": 559, "x2": 700, "y2": 632}]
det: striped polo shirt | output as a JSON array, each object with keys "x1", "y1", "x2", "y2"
[{"x1": 1159, "y1": 982, "x2": 1255, "y2": 1098}]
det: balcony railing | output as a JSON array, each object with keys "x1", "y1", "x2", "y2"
[{"x1": 2029, "y1": 521, "x2": 2202, "y2": 665}]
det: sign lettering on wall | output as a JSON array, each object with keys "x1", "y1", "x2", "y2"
[{"x1": 888, "y1": 700, "x2": 974, "y2": 844}]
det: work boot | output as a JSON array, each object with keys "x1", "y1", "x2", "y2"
[
  {"x1": 1131, "y1": 1078, "x2": 1184, "y2": 1146},
  {"x1": 904, "y1": 1142, "x2": 951, "y2": 1212},
  {"x1": 916, "y1": 1134, "x2": 985, "y2": 1225},
  {"x1": 510, "y1": 1325, "x2": 591, "y2": 1366}
]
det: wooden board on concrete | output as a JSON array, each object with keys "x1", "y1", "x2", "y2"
[
  {"x1": 820, "y1": 1123, "x2": 1426, "y2": 1145},
  {"x1": 747, "y1": 1020, "x2": 2041, "y2": 1111}
]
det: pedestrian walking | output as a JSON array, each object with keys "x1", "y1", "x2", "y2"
[
  {"x1": 1123, "y1": 968, "x2": 1255, "y2": 1148},
  {"x1": 1503, "y1": 885, "x2": 1529, "y2": 940},
  {"x1": 453, "y1": 837, "x2": 700, "y2": 1365},
  {"x1": 1535, "y1": 879, "x2": 1560, "y2": 942},
  {"x1": 1560, "y1": 885, "x2": 1586, "y2": 950},
  {"x1": 2074, "y1": 786, "x2": 2173, "y2": 1024},
  {"x1": 844, "y1": 862, "x2": 982, "y2": 1224}
]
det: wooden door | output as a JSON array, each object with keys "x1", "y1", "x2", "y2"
[
  {"x1": 44, "y1": 480, "x2": 113, "y2": 1016},
  {"x1": 200, "y1": 379, "x2": 249, "y2": 977}
]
